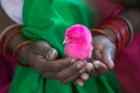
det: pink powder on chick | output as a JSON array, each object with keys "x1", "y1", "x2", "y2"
[{"x1": 64, "y1": 24, "x2": 93, "y2": 60}]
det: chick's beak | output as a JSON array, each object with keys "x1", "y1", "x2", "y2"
[
  {"x1": 63, "y1": 38, "x2": 69, "y2": 44},
  {"x1": 63, "y1": 39, "x2": 67, "y2": 44}
]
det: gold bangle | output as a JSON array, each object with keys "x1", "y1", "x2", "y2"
[
  {"x1": 92, "y1": 28, "x2": 108, "y2": 36},
  {"x1": 0, "y1": 24, "x2": 21, "y2": 40},
  {"x1": 117, "y1": 15, "x2": 134, "y2": 44},
  {"x1": 91, "y1": 28, "x2": 115, "y2": 43},
  {"x1": 13, "y1": 40, "x2": 32, "y2": 57}
]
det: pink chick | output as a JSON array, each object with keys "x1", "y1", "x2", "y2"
[{"x1": 64, "y1": 24, "x2": 93, "y2": 60}]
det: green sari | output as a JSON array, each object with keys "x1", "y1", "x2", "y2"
[{"x1": 9, "y1": 0, "x2": 121, "y2": 93}]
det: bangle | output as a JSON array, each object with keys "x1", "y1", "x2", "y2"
[
  {"x1": 94, "y1": 17, "x2": 130, "y2": 52},
  {"x1": 98, "y1": 22, "x2": 123, "y2": 52},
  {"x1": 13, "y1": 40, "x2": 32, "y2": 67},
  {"x1": 106, "y1": 17, "x2": 130, "y2": 47},
  {"x1": 0, "y1": 24, "x2": 21, "y2": 42},
  {"x1": 0, "y1": 24, "x2": 21, "y2": 52},
  {"x1": 2, "y1": 31, "x2": 20, "y2": 62},
  {"x1": 117, "y1": 15, "x2": 134, "y2": 44},
  {"x1": 98, "y1": 23, "x2": 121, "y2": 43},
  {"x1": 0, "y1": 24, "x2": 21, "y2": 62},
  {"x1": 91, "y1": 28, "x2": 115, "y2": 44}
]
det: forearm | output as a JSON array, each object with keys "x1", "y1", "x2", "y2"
[
  {"x1": 0, "y1": 6, "x2": 14, "y2": 32},
  {"x1": 119, "y1": 8, "x2": 140, "y2": 34},
  {"x1": 92, "y1": 8, "x2": 140, "y2": 51},
  {"x1": 0, "y1": 6, "x2": 25, "y2": 52}
]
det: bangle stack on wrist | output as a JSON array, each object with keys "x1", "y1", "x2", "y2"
[
  {"x1": 0, "y1": 24, "x2": 31, "y2": 67},
  {"x1": 91, "y1": 16, "x2": 134, "y2": 53},
  {"x1": 91, "y1": 28, "x2": 115, "y2": 44},
  {"x1": 0, "y1": 24, "x2": 20, "y2": 62}
]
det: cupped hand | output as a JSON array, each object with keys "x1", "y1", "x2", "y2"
[
  {"x1": 87, "y1": 35, "x2": 116, "y2": 76},
  {"x1": 19, "y1": 41, "x2": 86, "y2": 83}
]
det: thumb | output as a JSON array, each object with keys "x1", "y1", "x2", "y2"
[
  {"x1": 103, "y1": 45, "x2": 115, "y2": 69},
  {"x1": 46, "y1": 48, "x2": 58, "y2": 60},
  {"x1": 31, "y1": 41, "x2": 58, "y2": 60}
]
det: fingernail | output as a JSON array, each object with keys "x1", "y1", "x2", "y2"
[
  {"x1": 51, "y1": 48, "x2": 57, "y2": 54},
  {"x1": 94, "y1": 60, "x2": 100, "y2": 65},
  {"x1": 78, "y1": 82, "x2": 84, "y2": 86},
  {"x1": 77, "y1": 80, "x2": 84, "y2": 86},
  {"x1": 86, "y1": 63, "x2": 93, "y2": 72},
  {"x1": 70, "y1": 59, "x2": 76, "y2": 64},
  {"x1": 47, "y1": 49, "x2": 58, "y2": 60},
  {"x1": 79, "y1": 68, "x2": 86, "y2": 73},
  {"x1": 77, "y1": 63, "x2": 84, "y2": 69},
  {"x1": 81, "y1": 73, "x2": 89, "y2": 81}
]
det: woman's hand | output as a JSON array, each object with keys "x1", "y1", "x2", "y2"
[
  {"x1": 69, "y1": 35, "x2": 116, "y2": 86},
  {"x1": 87, "y1": 35, "x2": 116, "y2": 76},
  {"x1": 19, "y1": 41, "x2": 85, "y2": 83}
]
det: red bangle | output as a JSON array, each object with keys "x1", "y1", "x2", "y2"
[
  {"x1": 98, "y1": 23, "x2": 122, "y2": 52},
  {"x1": 109, "y1": 17, "x2": 130, "y2": 49},
  {"x1": 0, "y1": 25, "x2": 21, "y2": 52},
  {"x1": 2, "y1": 31, "x2": 20, "y2": 62},
  {"x1": 96, "y1": 17, "x2": 130, "y2": 52},
  {"x1": 91, "y1": 28, "x2": 115, "y2": 44},
  {"x1": 107, "y1": 17, "x2": 129, "y2": 47},
  {"x1": 117, "y1": 16, "x2": 134, "y2": 44}
]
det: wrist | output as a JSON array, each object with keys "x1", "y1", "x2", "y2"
[
  {"x1": 0, "y1": 24, "x2": 31, "y2": 66},
  {"x1": 0, "y1": 24, "x2": 21, "y2": 61},
  {"x1": 13, "y1": 40, "x2": 32, "y2": 66},
  {"x1": 92, "y1": 16, "x2": 133, "y2": 53},
  {"x1": 98, "y1": 29, "x2": 117, "y2": 42},
  {"x1": 18, "y1": 42, "x2": 32, "y2": 64},
  {"x1": 4, "y1": 25, "x2": 24, "y2": 52}
]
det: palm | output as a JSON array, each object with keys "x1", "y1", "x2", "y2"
[{"x1": 88, "y1": 35, "x2": 116, "y2": 75}]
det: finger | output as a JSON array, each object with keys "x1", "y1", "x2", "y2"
[
  {"x1": 32, "y1": 57, "x2": 74, "y2": 72},
  {"x1": 92, "y1": 39, "x2": 104, "y2": 60},
  {"x1": 56, "y1": 61, "x2": 85, "y2": 81},
  {"x1": 102, "y1": 45, "x2": 115, "y2": 69},
  {"x1": 41, "y1": 71, "x2": 57, "y2": 79},
  {"x1": 80, "y1": 72, "x2": 89, "y2": 81},
  {"x1": 42, "y1": 66, "x2": 82, "y2": 81},
  {"x1": 86, "y1": 63, "x2": 94, "y2": 72},
  {"x1": 86, "y1": 63, "x2": 98, "y2": 76},
  {"x1": 76, "y1": 79, "x2": 85, "y2": 86},
  {"x1": 28, "y1": 55, "x2": 49, "y2": 72},
  {"x1": 60, "y1": 72, "x2": 81, "y2": 83},
  {"x1": 94, "y1": 49, "x2": 102, "y2": 60},
  {"x1": 31, "y1": 41, "x2": 51, "y2": 57},
  {"x1": 32, "y1": 41, "x2": 58, "y2": 60},
  {"x1": 93, "y1": 60, "x2": 108, "y2": 74},
  {"x1": 46, "y1": 48, "x2": 58, "y2": 60},
  {"x1": 43, "y1": 58, "x2": 75, "y2": 72}
]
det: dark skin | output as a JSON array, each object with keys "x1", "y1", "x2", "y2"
[
  {"x1": 1, "y1": 0, "x2": 140, "y2": 85},
  {"x1": 20, "y1": 41, "x2": 87, "y2": 83},
  {"x1": 0, "y1": 7, "x2": 86, "y2": 83},
  {"x1": 86, "y1": 0, "x2": 140, "y2": 78},
  {"x1": 19, "y1": 7, "x2": 140, "y2": 85}
]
